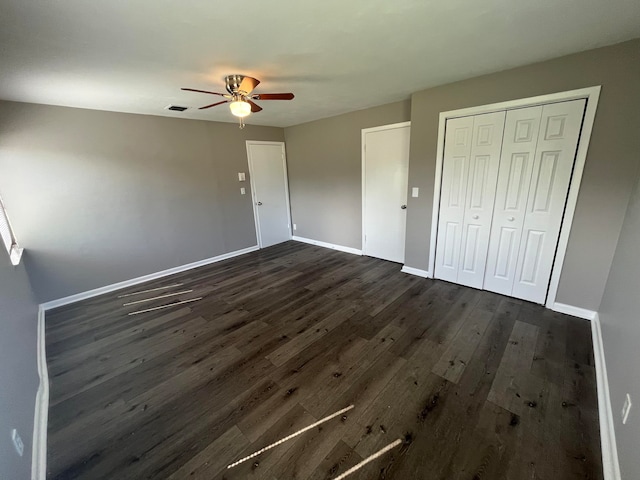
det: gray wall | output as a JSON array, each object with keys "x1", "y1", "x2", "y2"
[
  {"x1": 0, "y1": 252, "x2": 39, "y2": 479},
  {"x1": 598, "y1": 169, "x2": 640, "y2": 479},
  {"x1": 0, "y1": 101, "x2": 284, "y2": 302},
  {"x1": 284, "y1": 100, "x2": 411, "y2": 248},
  {"x1": 406, "y1": 38, "x2": 640, "y2": 311}
]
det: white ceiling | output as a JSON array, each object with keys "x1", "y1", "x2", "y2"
[{"x1": 1, "y1": 0, "x2": 639, "y2": 128}]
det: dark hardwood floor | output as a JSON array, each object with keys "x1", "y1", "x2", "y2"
[{"x1": 45, "y1": 241, "x2": 603, "y2": 479}]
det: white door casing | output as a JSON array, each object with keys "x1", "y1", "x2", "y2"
[
  {"x1": 246, "y1": 141, "x2": 292, "y2": 248},
  {"x1": 456, "y1": 111, "x2": 506, "y2": 289},
  {"x1": 511, "y1": 99, "x2": 586, "y2": 303},
  {"x1": 362, "y1": 122, "x2": 410, "y2": 263},
  {"x1": 484, "y1": 105, "x2": 544, "y2": 296}
]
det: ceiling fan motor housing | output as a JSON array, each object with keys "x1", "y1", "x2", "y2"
[{"x1": 225, "y1": 74, "x2": 247, "y2": 95}]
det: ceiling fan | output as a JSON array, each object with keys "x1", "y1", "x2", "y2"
[{"x1": 182, "y1": 74, "x2": 294, "y2": 128}]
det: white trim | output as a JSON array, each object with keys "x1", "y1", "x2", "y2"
[
  {"x1": 361, "y1": 121, "x2": 411, "y2": 254},
  {"x1": 400, "y1": 266, "x2": 430, "y2": 278},
  {"x1": 246, "y1": 141, "x2": 293, "y2": 248},
  {"x1": 428, "y1": 86, "x2": 602, "y2": 305},
  {"x1": 551, "y1": 302, "x2": 597, "y2": 321},
  {"x1": 31, "y1": 306, "x2": 48, "y2": 480},
  {"x1": 544, "y1": 88, "x2": 601, "y2": 308},
  {"x1": 591, "y1": 313, "x2": 621, "y2": 480},
  {"x1": 292, "y1": 236, "x2": 362, "y2": 256},
  {"x1": 40, "y1": 245, "x2": 259, "y2": 311}
]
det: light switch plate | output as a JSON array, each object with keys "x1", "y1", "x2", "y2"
[
  {"x1": 238, "y1": 172, "x2": 246, "y2": 181},
  {"x1": 412, "y1": 187, "x2": 419, "y2": 198},
  {"x1": 622, "y1": 393, "x2": 632, "y2": 424}
]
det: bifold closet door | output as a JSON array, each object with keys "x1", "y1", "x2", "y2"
[
  {"x1": 434, "y1": 111, "x2": 505, "y2": 288},
  {"x1": 510, "y1": 99, "x2": 586, "y2": 303},
  {"x1": 483, "y1": 106, "x2": 543, "y2": 296}
]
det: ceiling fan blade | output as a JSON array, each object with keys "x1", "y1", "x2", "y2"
[
  {"x1": 199, "y1": 100, "x2": 228, "y2": 110},
  {"x1": 253, "y1": 93, "x2": 295, "y2": 101},
  {"x1": 182, "y1": 87, "x2": 227, "y2": 97},
  {"x1": 239, "y1": 76, "x2": 260, "y2": 95},
  {"x1": 247, "y1": 99, "x2": 263, "y2": 113}
]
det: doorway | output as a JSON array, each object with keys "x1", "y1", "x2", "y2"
[
  {"x1": 362, "y1": 122, "x2": 411, "y2": 263},
  {"x1": 246, "y1": 141, "x2": 292, "y2": 248}
]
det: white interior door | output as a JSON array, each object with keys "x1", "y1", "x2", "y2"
[
  {"x1": 362, "y1": 123, "x2": 410, "y2": 263},
  {"x1": 434, "y1": 112, "x2": 505, "y2": 288},
  {"x1": 247, "y1": 141, "x2": 292, "y2": 248},
  {"x1": 484, "y1": 105, "x2": 543, "y2": 296},
  {"x1": 511, "y1": 99, "x2": 586, "y2": 303},
  {"x1": 456, "y1": 111, "x2": 506, "y2": 289},
  {"x1": 434, "y1": 116, "x2": 474, "y2": 283}
]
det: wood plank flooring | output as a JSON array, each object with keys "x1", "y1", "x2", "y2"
[{"x1": 45, "y1": 241, "x2": 603, "y2": 479}]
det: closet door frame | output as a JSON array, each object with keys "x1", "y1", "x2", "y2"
[{"x1": 428, "y1": 86, "x2": 601, "y2": 309}]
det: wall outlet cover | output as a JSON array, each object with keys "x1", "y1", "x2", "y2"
[
  {"x1": 293, "y1": 224, "x2": 297, "y2": 230},
  {"x1": 412, "y1": 187, "x2": 419, "y2": 198},
  {"x1": 240, "y1": 187, "x2": 246, "y2": 195}
]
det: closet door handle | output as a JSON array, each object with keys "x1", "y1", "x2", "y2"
[
  {"x1": 400, "y1": 205, "x2": 407, "y2": 210},
  {"x1": 507, "y1": 216, "x2": 515, "y2": 222},
  {"x1": 472, "y1": 215, "x2": 479, "y2": 220}
]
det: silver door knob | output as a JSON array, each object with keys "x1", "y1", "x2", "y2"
[
  {"x1": 472, "y1": 215, "x2": 479, "y2": 219},
  {"x1": 507, "y1": 216, "x2": 515, "y2": 222},
  {"x1": 257, "y1": 202, "x2": 263, "y2": 206},
  {"x1": 400, "y1": 205, "x2": 407, "y2": 209}
]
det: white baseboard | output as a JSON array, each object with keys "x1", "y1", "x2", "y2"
[
  {"x1": 551, "y1": 302, "x2": 597, "y2": 320},
  {"x1": 292, "y1": 236, "x2": 362, "y2": 256},
  {"x1": 591, "y1": 313, "x2": 621, "y2": 480},
  {"x1": 31, "y1": 307, "x2": 48, "y2": 480},
  {"x1": 400, "y1": 266, "x2": 430, "y2": 278},
  {"x1": 40, "y1": 245, "x2": 259, "y2": 311}
]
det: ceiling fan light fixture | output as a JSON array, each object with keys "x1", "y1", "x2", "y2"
[{"x1": 229, "y1": 100, "x2": 251, "y2": 118}]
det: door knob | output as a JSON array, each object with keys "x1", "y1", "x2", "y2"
[
  {"x1": 400, "y1": 205, "x2": 407, "y2": 210},
  {"x1": 257, "y1": 202, "x2": 263, "y2": 206},
  {"x1": 472, "y1": 215, "x2": 479, "y2": 220},
  {"x1": 507, "y1": 216, "x2": 515, "y2": 222}
]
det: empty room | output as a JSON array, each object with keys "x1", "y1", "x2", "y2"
[{"x1": 1, "y1": 1, "x2": 639, "y2": 479}]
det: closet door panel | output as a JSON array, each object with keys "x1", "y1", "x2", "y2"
[
  {"x1": 484, "y1": 106, "x2": 542, "y2": 296},
  {"x1": 457, "y1": 111, "x2": 506, "y2": 289},
  {"x1": 434, "y1": 116, "x2": 474, "y2": 282},
  {"x1": 512, "y1": 99, "x2": 586, "y2": 303}
]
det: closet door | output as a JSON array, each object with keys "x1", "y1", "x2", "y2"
[
  {"x1": 456, "y1": 111, "x2": 506, "y2": 288},
  {"x1": 484, "y1": 106, "x2": 543, "y2": 296},
  {"x1": 435, "y1": 111, "x2": 505, "y2": 287},
  {"x1": 511, "y1": 99, "x2": 586, "y2": 303},
  {"x1": 434, "y1": 116, "x2": 474, "y2": 283}
]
